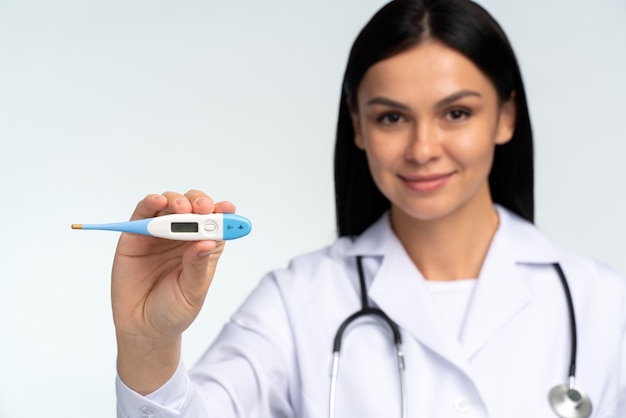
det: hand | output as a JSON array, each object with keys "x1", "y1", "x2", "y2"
[{"x1": 111, "y1": 190, "x2": 235, "y2": 393}]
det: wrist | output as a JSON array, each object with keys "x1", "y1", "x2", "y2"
[{"x1": 116, "y1": 332, "x2": 182, "y2": 395}]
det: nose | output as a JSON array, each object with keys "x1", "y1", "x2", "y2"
[{"x1": 405, "y1": 121, "x2": 441, "y2": 164}]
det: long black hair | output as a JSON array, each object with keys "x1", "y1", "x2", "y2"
[{"x1": 334, "y1": 0, "x2": 534, "y2": 237}]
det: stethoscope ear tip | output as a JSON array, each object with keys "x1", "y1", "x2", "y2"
[{"x1": 548, "y1": 384, "x2": 592, "y2": 418}]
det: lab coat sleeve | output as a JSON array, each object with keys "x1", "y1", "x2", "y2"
[
  {"x1": 115, "y1": 273, "x2": 296, "y2": 418},
  {"x1": 116, "y1": 361, "x2": 190, "y2": 418}
]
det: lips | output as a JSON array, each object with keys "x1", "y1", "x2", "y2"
[{"x1": 399, "y1": 172, "x2": 455, "y2": 193}]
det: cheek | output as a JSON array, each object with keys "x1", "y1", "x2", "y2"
[
  {"x1": 444, "y1": 126, "x2": 497, "y2": 169},
  {"x1": 363, "y1": 138, "x2": 406, "y2": 173},
  {"x1": 361, "y1": 123, "x2": 411, "y2": 164}
]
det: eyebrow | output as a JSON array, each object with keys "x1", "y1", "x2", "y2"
[
  {"x1": 365, "y1": 97, "x2": 412, "y2": 110},
  {"x1": 365, "y1": 90, "x2": 482, "y2": 110},
  {"x1": 434, "y1": 90, "x2": 482, "y2": 108}
]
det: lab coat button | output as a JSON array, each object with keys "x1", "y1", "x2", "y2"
[
  {"x1": 453, "y1": 397, "x2": 472, "y2": 412},
  {"x1": 140, "y1": 405, "x2": 159, "y2": 418}
]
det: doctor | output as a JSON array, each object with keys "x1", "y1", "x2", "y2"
[{"x1": 113, "y1": 0, "x2": 626, "y2": 417}]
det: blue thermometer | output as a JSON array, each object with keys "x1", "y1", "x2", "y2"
[{"x1": 71, "y1": 213, "x2": 251, "y2": 241}]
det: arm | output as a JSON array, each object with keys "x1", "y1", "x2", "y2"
[{"x1": 115, "y1": 274, "x2": 297, "y2": 418}]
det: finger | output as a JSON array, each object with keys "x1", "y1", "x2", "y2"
[
  {"x1": 162, "y1": 191, "x2": 193, "y2": 214},
  {"x1": 130, "y1": 194, "x2": 169, "y2": 221},
  {"x1": 214, "y1": 201, "x2": 236, "y2": 214},
  {"x1": 185, "y1": 190, "x2": 216, "y2": 214}
]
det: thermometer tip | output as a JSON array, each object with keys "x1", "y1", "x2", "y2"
[{"x1": 71, "y1": 224, "x2": 83, "y2": 230}]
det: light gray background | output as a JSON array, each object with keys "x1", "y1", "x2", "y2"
[{"x1": 0, "y1": 1, "x2": 624, "y2": 417}]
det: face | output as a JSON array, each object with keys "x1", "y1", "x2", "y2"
[{"x1": 351, "y1": 40, "x2": 516, "y2": 227}]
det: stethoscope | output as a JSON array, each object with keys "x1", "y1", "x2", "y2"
[{"x1": 329, "y1": 256, "x2": 593, "y2": 418}]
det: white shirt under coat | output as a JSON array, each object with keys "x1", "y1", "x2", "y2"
[{"x1": 117, "y1": 206, "x2": 626, "y2": 417}]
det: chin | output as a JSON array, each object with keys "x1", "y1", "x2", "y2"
[
  {"x1": 392, "y1": 201, "x2": 457, "y2": 223},
  {"x1": 390, "y1": 191, "x2": 487, "y2": 225}
]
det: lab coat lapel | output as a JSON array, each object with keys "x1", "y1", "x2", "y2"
[
  {"x1": 459, "y1": 218, "x2": 532, "y2": 359},
  {"x1": 360, "y1": 225, "x2": 471, "y2": 374}
]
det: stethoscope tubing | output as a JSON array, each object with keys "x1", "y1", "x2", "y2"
[
  {"x1": 552, "y1": 263, "x2": 577, "y2": 379},
  {"x1": 329, "y1": 256, "x2": 407, "y2": 418}
]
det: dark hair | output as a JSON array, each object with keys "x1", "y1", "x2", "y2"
[{"x1": 334, "y1": 0, "x2": 534, "y2": 237}]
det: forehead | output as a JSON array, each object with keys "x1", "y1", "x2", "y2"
[{"x1": 357, "y1": 41, "x2": 498, "y2": 103}]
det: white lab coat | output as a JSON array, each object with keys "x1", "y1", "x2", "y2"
[{"x1": 117, "y1": 206, "x2": 626, "y2": 418}]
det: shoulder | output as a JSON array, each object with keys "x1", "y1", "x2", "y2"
[
  {"x1": 498, "y1": 205, "x2": 626, "y2": 296},
  {"x1": 552, "y1": 240, "x2": 626, "y2": 298},
  {"x1": 271, "y1": 236, "x2": 355, "y2": 287},
  {"x1": 269, "y1": 212, "x2": 393, "y2": 285}
]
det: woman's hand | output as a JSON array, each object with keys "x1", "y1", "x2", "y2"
[{"x1": 111, "y1": 190, "x2": 235, "y2": 394}]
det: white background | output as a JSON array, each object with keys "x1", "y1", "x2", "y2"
[{"x1": 0, "y1": 1, "x2": 624, "y2": 417}]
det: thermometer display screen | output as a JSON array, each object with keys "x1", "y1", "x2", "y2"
[{"x1": 171, "y1": 222, "x2": 199, "y2": 233}]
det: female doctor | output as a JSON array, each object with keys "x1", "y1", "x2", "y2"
[{"x1": 112, "y1": 0, "x2": 626, "y2": 417}]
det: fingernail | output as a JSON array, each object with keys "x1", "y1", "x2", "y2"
[
  {"x1": 195, "y1": 198, "x2": 210, "y2": 206},
  {"x1": 197, "y1": 250, "x2": 212, "y2": 258}
]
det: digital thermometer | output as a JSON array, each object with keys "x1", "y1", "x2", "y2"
[{"x1": 71, "y1": 213, "x2": 251, "y2": 241}]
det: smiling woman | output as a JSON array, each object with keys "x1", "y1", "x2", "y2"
[
  {"x1": 1, "y1": 0, "x2": 625, "y2": 417},
  {"x1": 110, "y1": 1, "x2": 625, "y2": 417},
  {"x1": 350, "y1": 41, "x2": 517, "y2": 279},
  {"x1": 335, "y1": 0, "x2": 532, "y2": 239},
  {"x1": 353, "y1": 42, "x2": 514, "y2": 214}
]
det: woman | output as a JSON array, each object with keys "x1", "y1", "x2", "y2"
[{"x1": 113, "y1": 0, "x2": 626, "y2": 417}]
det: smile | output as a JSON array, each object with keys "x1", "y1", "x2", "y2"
[{"x1": 399, "y1": 172, "x2": 455, "y2": 193}]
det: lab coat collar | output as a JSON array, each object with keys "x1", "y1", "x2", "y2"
[
  {"x1": 344, "y1": 205, "x2": 561, "y2": 370},
  {"x1": 346, "y1": 205, "x2": 559, "y2": 263}
]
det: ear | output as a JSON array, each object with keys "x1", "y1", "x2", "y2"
[
  {"x1": 349, "y1": 102, "x2": 365, "y2": 150},
  {"x1": 495, "y1": 93, "x2": 516, "y2": 145}
]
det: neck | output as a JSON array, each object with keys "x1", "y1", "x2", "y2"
[{"x1": 391, "y1": 190, "x2": 499, "y2": 281}]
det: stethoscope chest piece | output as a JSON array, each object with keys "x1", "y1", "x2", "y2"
[{"x1": 548, "y1": 384, "x2": 592, "y2": 418}]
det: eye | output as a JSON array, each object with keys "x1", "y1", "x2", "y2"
[
  {"x1": 445, "y1": 108, "x2": 471, "y2": 121},
  {"x1": 377, "y1": 111, "x2": 405, "y2": 125}
]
